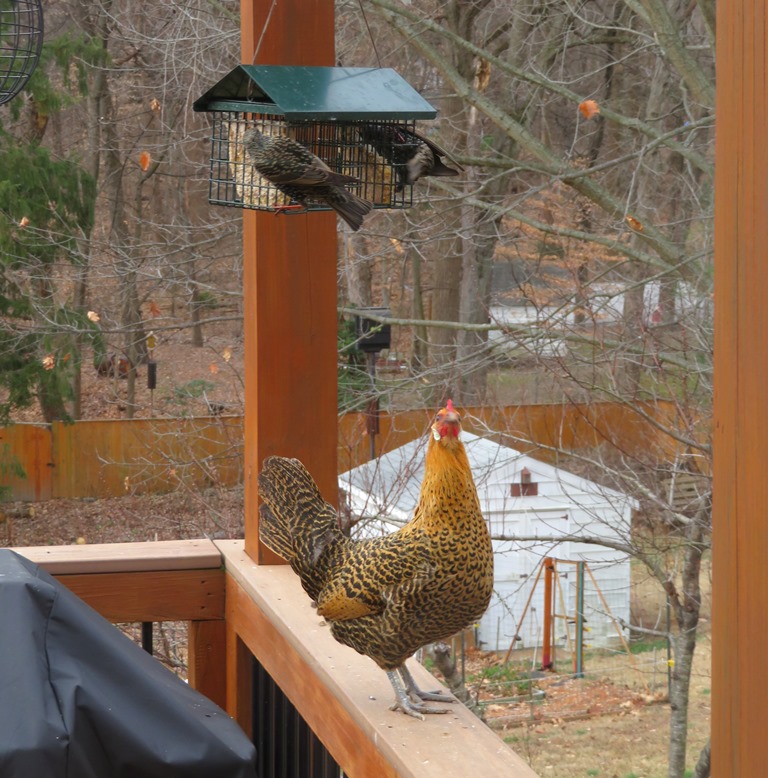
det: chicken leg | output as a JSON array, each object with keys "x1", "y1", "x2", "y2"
[{"x1": 386, "y1": 665, "x2": 456, "y2": 719}]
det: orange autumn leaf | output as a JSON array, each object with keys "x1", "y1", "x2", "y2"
[
  {"x1": 625, "y1": 215, "x2": 644, "y2": 232},
  {"x1": 148, "y1": 300, "x2": 161, "y2": 318},
  {"x1": 474, "y1": 58, "x2": 491, "y2": 93},
  {"x1": 389, "y1": 237, "x2": 405, "y2": 255},
  {"x1": 578, "y1": 99, "x2": 600, "y2": 120},
  {"x1": 209, "y1": 362, "x2": 219, "y2": 374},
  {"x1": 139, "y1": 151, "x2": 151, "y2": 172}
]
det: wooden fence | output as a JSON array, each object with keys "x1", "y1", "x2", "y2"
[{"x1": 1, "y1": 402, "x2": 682, "y2": 502}]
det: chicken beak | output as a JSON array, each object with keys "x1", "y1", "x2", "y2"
[{"x1": 444, "y1": 409, "x2": 460, "y2": 425}]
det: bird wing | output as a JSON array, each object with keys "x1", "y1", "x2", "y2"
[
  {"x1": 315, "y1": 584, "x2": 379, "y2": 621},
  {"x1": 315, "y1": 535, "x2": 439, "y2": 623},
  {"x1": 267, "y1": 152, "x2": 361, "y2": 189},
  {"x1": 409, "y1": 129, "x2": 464, "y2": 171},
  {"x1": 266, "y1": 158, "x2": 330, "y2": 187}
]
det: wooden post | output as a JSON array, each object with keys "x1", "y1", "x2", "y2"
[
  {"x1": 541, "y1": 557, "x2": 555, "y2": 671},
  {"x1": 713, "y1": 2, "x2": 768, "y2": 774},
  {"x1": 240, "y1": 1, "x2": 338, "y2": 563},
  {"x1": 574, "y1": 561, "x2": 585, "y2": 678},
  {"x1": 188, "y1": 620, "x2": 227, "y2": 710}
]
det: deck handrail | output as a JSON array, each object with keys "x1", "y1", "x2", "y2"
[{"x1": 11, "y1": 539, "x2": 538, "y2": 777}]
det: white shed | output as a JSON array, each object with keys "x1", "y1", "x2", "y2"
[{"x1": 339, "y1": 433, "x2": 636, "y2": 653}]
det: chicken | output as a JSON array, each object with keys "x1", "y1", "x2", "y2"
[{"x1": 257, "y1": 400, "x2": 494, "y2": 719}]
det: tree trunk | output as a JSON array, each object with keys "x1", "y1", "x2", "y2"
[
  {"x1": 341, "y1": 230, "x2": 372, "y2": 308},
  {"x1": 428, "y1": 221, "x2": 462, "y2": 376},
  {"x1": 666, "y1": 508, "x2": 707, "y2": 778},
  {"x1": 189, "y1": 262, "x2": 204, "y2": 348},
  {"x1": 409, "y1": 246, "x2": 428, "y2": 372}
]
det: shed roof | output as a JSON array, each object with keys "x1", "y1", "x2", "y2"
[{"x1": 340, "y1": 432, "x2": 633, "y2": 522}]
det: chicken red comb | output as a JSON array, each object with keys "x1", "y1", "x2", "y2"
[{"x1": 446, "y1": 399, "x2": 455, "y2": 412}]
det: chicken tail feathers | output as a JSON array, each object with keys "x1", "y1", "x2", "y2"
[{"x1": 258, "y1": 456, "x2": 342, "y2": 572}]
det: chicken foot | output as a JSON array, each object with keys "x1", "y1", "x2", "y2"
[
  {"x1": 386, "y1": 666, "x2": 455, "y2": 719},
  {"x1": 400, "y1": 664, "x2": 456, "y2": 703}
]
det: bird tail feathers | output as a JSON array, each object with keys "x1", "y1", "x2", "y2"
[
  {"x1": 426, "y1": 159, "x2": 460, "y2": 177},
  {"x1": 258, "y1": 457, "x2": 342, "y2": 569},
  {"x1": 331, "y1": 191, "x2": 373, "y2": 232}
]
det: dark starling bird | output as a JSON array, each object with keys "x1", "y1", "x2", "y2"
[
  {"x1": 242, "y1": 128, "x2": 373, "y2": 231},
  {"x1": 257, "y1": 400, "x2": 494, "y2": 719},
  {"x1": 359, "y1": 124, "x2": 463, "y2": 191}
]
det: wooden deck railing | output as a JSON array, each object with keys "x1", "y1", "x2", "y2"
[{"x1": 14, "y1": 539, "x2": 538, "y2": 777}]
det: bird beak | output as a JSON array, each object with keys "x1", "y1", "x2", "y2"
[{"x1": 443, "y1": 408, "x2": 460, "y2": 425}]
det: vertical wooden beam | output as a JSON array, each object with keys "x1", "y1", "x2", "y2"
[
  {"x1": 226, "y1": 618, "x2": 254, "y2": 738},
  {"x1": 188, "y1": 620, "x2": 227, "y2": 710},
  {"x1": 713, "y1": 2, "x2": 768, "y2": 774},
  {"x1": 240, "y1": 2, "x2": 338, "y2": 563},
  {"x1": 541, "y1": 557, "x2": 555, "y2": 671}
]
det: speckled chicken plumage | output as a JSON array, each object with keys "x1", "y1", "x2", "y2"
[
  {"x1": 242, "y1": 128, "x2": 372, "y2": 231},
  {"x1": 257, "y1": 405, "x2": 494, "y2": 682}
]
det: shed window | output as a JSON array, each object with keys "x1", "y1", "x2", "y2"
[{"x1": 511, "y1": 467, "x2": 538, "y2": 497}]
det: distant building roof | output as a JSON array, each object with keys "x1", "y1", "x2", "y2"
[{"x1": 340, "y1": 432, "x2": 633, "y2": 524}]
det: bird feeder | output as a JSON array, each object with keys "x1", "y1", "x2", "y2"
[
  {"x1": 193, "y1": 65, "x2": 438, "y2": 214},
  {"x1": 0, "y1": 0, "x2": 44, "y2": 105},
  {"x1": 355, "y1": 307, "x2": 392, "y2": 353}
]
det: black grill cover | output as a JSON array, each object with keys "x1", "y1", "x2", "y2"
[{"x1": 0, "y1": 550, "x2": 257, "y2": 778}]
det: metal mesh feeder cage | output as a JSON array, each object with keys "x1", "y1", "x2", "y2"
[
  {"x1": 193, "y1": 66, "x2": 439, "y2": 217},
  {"x1": 0, "y1": 0, "x2": 43, "y2": 105}
]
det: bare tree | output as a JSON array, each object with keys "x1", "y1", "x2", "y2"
[{"x1": 339, "y1": 2, "x2": 715, "y2": 775}]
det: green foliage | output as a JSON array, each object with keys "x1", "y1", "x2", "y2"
[
  {"x1": 3, "y1": 32, "x2": 109, "y2": 124},
  {"x1": 470, "y1": 663, "x2": 536, "y2": 697},
  {"x1": 192, "y1": 290, "x2": 219, "y2": 311},
  {"x1": 168, "y1": 380, "x2": 217, "y2": 416},
  {"x1": 0, "y1": 29, "x2": 105, "y2": 421},
  {"x1": 0, "y1": 141, "x2": 97, "y2": 421},
  {"x1": 628, "y1": 637, "x2": 670, "y2": 655},
  {"x1": 173, "y1": 380, "x2": 217, "y2": 401},
  {"x1": 0, "y1": 442, "x2": 26, "y2": 500},
  {"x1": 0, "y1": 144, "x2": 95, "y2": 248}
]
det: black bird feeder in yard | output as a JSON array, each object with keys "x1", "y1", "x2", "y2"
[
  {"x1": 0, "y1": 0, "x2": 44, "y2": 105},
  {"x1": 354, "y1": 307, "x2": 392, "y2": 460},
  {"x1": 355, "y1": 307, "x2": 392, "y2": 354},
  {"x1": 193, "y1": 65, "x2": 438, "y2": 216}
]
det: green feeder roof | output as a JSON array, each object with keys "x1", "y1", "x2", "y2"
[{"x1": 193, "y1": 65, "x2": 437, "y2": 120}]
